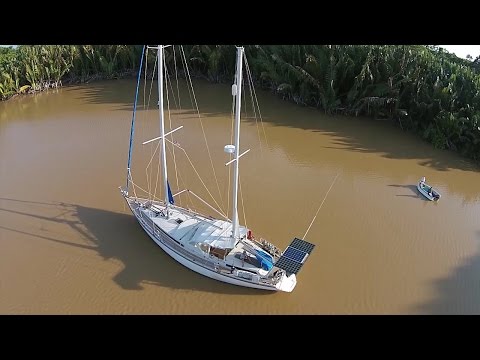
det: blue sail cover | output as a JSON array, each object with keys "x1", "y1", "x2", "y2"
[
  {"x1": 255, "y1": 249, "x2": 273, "y2": 271},
  {"x1": 167, "y1": 181, "x2": 174, "y2": 204}
]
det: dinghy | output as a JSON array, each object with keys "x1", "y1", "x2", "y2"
[{"x1": 417, "y1": 177, "x2": 441, "y2": 201}]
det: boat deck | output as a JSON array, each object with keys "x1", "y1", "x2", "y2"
[{"x1": 135, "y1": 200, "x2": 268, "y2": 272}]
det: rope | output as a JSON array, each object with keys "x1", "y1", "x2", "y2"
[
  {"x1": 244, "y1": 56, "x2": 262, "y2": 156},
  {"x1": 142, "y1": 48, "x2": 149, "y2": 198},
  {"x1": 145, "y1": 134, "x2": 160, "y2": 200},
  {"x1": 173, "y1": 45, "x2": 181, "y2": 109},
  {"x1": 164, "y1": 137, "x2": 227, "y2": 218},
  {"x1": 153, "y1": 138, "x2": 161, "y2": 202},
  {"x1": 244, "y1": 54, "x2": 269, "y2": 150},
  {"x1": 127, "y1": 168, "x2": 138, "y2": 199},
  {"x1": 126, "y1": 45, "x2": 145, "y2": 192},
  {"x1": 129, "y1": 179, "x2": 175, "y2": 208},
  {"x1": 303, "y1": 172, "x2": 340, "y2": 239},
  {"x1": 164, "y1": 141, "x2": 195, "y2": 209},
  {"x1": 145, "y1": 53, "x2": 158, "y2": 201},
  {"x1": 137, "y1": 45, "x2": 222, "y2": 216},
  {"x1": 133, "y1": 46, "x2": 148, "y2": 201},
  {"x1": 239, "y1": 62, "x2": 251, "y2": 226},
  {"x1": 163, "y1": 54, "x2": 181, "y2": 206},
  {"x1": 131, "y1": 46, "x2": 149, "y2": 201},
  {"x1": 128, "y1": 178, "x2": 156, "y2": 198},
  {"x1": 165, "y1": 57, "x2": 179, "y2": 109},
  {"x1": 226, "y1": 82, "x2": 235, "y2": 218},
  {"x1": 239, "y1": 174, "x2": 247, "y2": 229},
  {"x1": 179, "y1": 46, "x2": 196, "y2": 119},
  {"x1": 141, "y1": 47, "x2": 148, "y2": 147},
  {"x1": 180, "y1": 45, "x2": 225, "y2": 213},
  {"x1": 129, "y1": 46, "x2": 150, "y2": 201},
  {"x1": 242, "y1": 67, "x2": 248, "y2": 120}
]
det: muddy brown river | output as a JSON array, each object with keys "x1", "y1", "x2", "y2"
[{"x1": 1, "y1": 78, "x2": 479, "y2": 314}]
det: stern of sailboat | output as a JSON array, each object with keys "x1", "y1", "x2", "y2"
[
  {"x1": 277, "y1": 237, "x2": 315, "y2": 273},
  {"x1": 272, "y1": 237, "x2": 315, "y2": 291}
]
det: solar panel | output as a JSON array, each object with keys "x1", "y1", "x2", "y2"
[
  {"x1": 283, "y1": 246, "x2": 308, "y2": 263},
  {"x1": 273, "y1": 237, "x2": 316, "y2": 275},
  {"x1": 274, "y1": 256, "x2": 304, "y2": 275},
  {"x1": 290, "y1": 237, "x2": 315, "y2": 254}
]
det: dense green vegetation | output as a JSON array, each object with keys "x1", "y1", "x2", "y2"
[
  {"x1": 1, "y1": 45, "x2": 480, "y2": 162},
  {"x1": 0, "y1": 45, "x2": 141, "y2": 97}
]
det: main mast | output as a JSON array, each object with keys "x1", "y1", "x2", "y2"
[
  {"x1": 231, "y1": 46, "x2": 244, "y2": 239},
  {"x1": 158, "y1": 45, "x2": 169, "y2": 214}
]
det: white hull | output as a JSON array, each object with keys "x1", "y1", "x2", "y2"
[
  {"x1": 122, "y1": 193, "x2": 296, "y2": 292},
  {"x1": 417, "y1": 180, "x2": 441, "y2": 201}
]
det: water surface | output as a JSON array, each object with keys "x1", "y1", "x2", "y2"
[{"x1": 1, "y1": 79, "x2": 479, "y2": 314}]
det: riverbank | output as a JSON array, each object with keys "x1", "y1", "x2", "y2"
[{"x1": 2, "y1": 45, "x2": 479, "y2": 165}]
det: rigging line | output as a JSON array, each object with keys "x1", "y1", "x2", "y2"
[
  {"x1": 137, "y1": 47, "x2": 152, "y2": 199},
  {"x1": 153, "y1": 139, "x2": 161, "y2": 202},
  {"x1": 227, "y1": 86, "x2": 235, "y2": 219},
  {"x1": 147, "y1": 135, "x2": 161, "y2": 201},
  {"x1": 165, "y1": 57, "x2": 179, "y2": 109},
  {"x1": 128, "y1": 168, "x2": 138, "y2": 199},
  {"x1": 128, "y1": 179, "x2": 152, "y2": 197},
  {"x1": 303, "y1": 172, "x2": 340, "y2": 240},
  {"x1": 226, "y1": 55, "x2": 239, "y2": 219},
  {"x1": 174, "y1": 49, "x2": 193, "y2": 207},
  {"x1": 131, "y1": 46, "x2": 149, "y2": 201},
  {"x1": 164, "y1": 137, "x2": 227, "y2": 218},
  {"x1": 146, "y1": 54, "x2": 158, "y2": 200},
  {"x1": 179, "y1": 46, "x2": 196, "y2": 120},
  {"x1": 143, "y1": 47, "x2": 148, "y2": 111},
  {"x1": 163, "y1": 55, "x2": 181, "y2": 206},
  {"x1": 242, "y1": 65, "x2": 248, "y2": 121},
  {"x1": 152, "y1": 49, "x2": 169, "y2": 204},
  {"x1": 126, "y1": 45, "x2": 145, "y2": 192},
  {"x1": 180, "y1": 45, "x2": 225, "y2": 213},
  {"x1": 245, "y1": 62, "x2": 259, "y2": 123},
  {"x1": 164, "y1": 141, "x2": 195, "y2": 210},
  {"x1": 173, "y1": 45, "x2": 181, "y2": 110},
  {"x1": 180, "y1": 45, "x2": 224, "y2": 208},
  {"x1": 129, "y1": 180, "x2": 163, "y2": 201},
  {"x1": 244, "y1": 54, "x2": 269, "y2": 150},
  {"x1": 140, "y1": 47, "x2": 148, "y2": 178},
  {"x1": 150, "y1": 47, "x2": 193, "y2": 207},
  {"x1": 140, "y1": 47, "x2": 148, "y2": 157},
  {"x1": 239, "y1": 174, "x2": 247, "y2": 229},
  {"x1": 244, "y1": 55, "x2": 264, "y2": 153},
  {"x1": 244, "y1": 56, "x2": 262, "y2": 156}
]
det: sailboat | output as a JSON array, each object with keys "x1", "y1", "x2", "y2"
[{"x1": 119, "y1": 45, "x2": 315, "y2": 292}]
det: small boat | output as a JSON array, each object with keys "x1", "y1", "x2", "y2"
[{"x1": 417, "y1": 177, "x2": 441, "y2": 201}]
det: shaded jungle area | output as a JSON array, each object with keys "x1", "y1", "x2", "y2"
[{"x1": 1, "y1": 44, "x2": 480, "y2": 162}]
